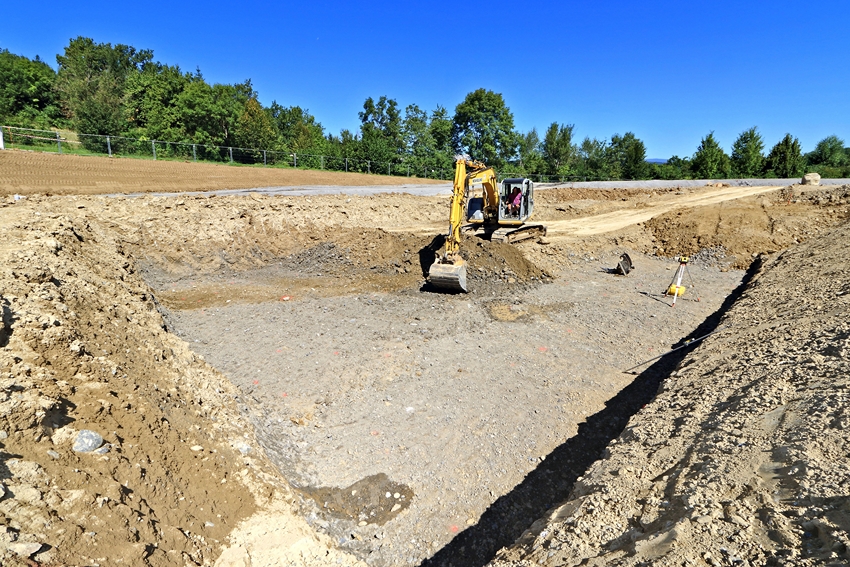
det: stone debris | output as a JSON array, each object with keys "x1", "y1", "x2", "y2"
[{"x1": 72, "y1": 430, "x2": 103, "y2": 453}]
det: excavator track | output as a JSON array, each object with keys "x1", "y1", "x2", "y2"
[{"x1": 463, "y1": 223, "x2": 547, "y2": 244}]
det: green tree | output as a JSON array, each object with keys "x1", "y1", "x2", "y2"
[
  {"x1": 730, "y1": 127, "x2": 765, "y2": 177},
  {"x1": 357, "y1": 96, "x2": 403, "y2": 172},
  {"x1": 451, "y1": 89, "x2": 517, "y2": 167},
  {"x1": 0, "y1": 49, "x2": 62, "y2": 128},
  {"x1": 542, "y1": 123, "x2": 577, "y2": 177},
  {"x1": 124, "y1": 62, "x2": 190, "y2": 141},
  {"x1": 516, "y1": 128, "x2": 544, "y2": 175},
  {"x1": 55, "y1": 37, "x2": 153, "y2": 143},
  {"x1": 691, "y1": 132, "x2": 730, "y2": 179},
  {"x1": 400, "y1": 104, "x2": 453, "y2": 177},
  {"x1": 428, "y1": 106, "x2": 454, "y2": 166},
  {"x1": 653, "y1": 155, "x2": 692, "y2": 180},
  {"x1": 765, "y1": 134, "x2": 805, "y2": 178},
  {"x1": 269, "y1": 103, "x2": 326, "y2": 152},
  {"x1": 171, "y1": 77, "x2": 253, "y2": 157},
  {"x1": 235, "y1": 98, "x2": 278, "y2": 154},
  {"x1": 808, "y1": 135, "x2": 847, "y2": 167},
  {"x1": 610, "y1": 132, "x2": 648, "y2": 180},
  {"x1": 576, "y1": 137, "x2": 617, "y2": 180}
]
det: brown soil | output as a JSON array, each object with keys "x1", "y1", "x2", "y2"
[
  {"x1": 1, "y1": 152, "x2": 849, "y2": 567},
  {"x1": 0, "y1": 149, "x2": 442, "y2": 196}
]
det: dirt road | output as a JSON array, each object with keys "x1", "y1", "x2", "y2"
[{"x1": 544, "y1": 185, "x2": 783, "y2": 236}]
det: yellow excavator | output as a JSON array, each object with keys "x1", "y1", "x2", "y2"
[{"x1": 428, "y1": 156, "x2": 546, "y2": 292}]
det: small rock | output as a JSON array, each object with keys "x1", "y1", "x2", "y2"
[
  {"x1": 0, "y1": 483, "x2": 4, "y2": 498},
  {"x1": 8, "y1": 541, "x2": 42, "y2": 557},
  {"x1": 0, "y1": 430, "x2": 7, "y2": 439},
  {"x1": 93, "y1": 444, "x2": 111, "y2": 455},
  {"x1": 47, "y1": 450, "x2": 60, "y2": 460},
  {"x1": 72, "y1": 430, "x2": 103, "y2": 453},
  {"x1": 391, "y1": 503, "x2": 402, "y2": 513},
  {"x1": 358, "y1": 521, "x2": 367, "y2": 526},
  {"x1": 191, "y1": 445, "x2": 204, "y2": 452}
]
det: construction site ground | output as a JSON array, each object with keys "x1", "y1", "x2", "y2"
[{"x1": 1, "y1": 150, "x2": 849, "y2": 567}]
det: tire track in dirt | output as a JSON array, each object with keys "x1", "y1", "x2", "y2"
[{"x1": 544, "y1": 185, "x2": 783, "y2": 236}]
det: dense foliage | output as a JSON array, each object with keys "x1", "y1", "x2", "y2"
[{"x1": 1, "y1": 38, "x2": 848, "y2": 179}]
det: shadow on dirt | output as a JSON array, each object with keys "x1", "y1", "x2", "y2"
[
  {"x1": 419, "y1": 258, "x2": 763, "y2": 567},
  {"x1": 418, "y1": 235, "x2": 444, "y2": 278}
]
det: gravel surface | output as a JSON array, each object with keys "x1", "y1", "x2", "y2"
[{"x1": 163, "y1": 252, "x2": 743, "y2": 566}]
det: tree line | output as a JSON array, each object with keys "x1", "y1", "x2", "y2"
[{"x1": 1, "y1": 37, "x2": 849, "y2": 179}]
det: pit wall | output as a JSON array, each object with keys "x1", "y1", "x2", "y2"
[
  {"x1": 489, "y1": 219, "x2": 850, "y2": 566},
  {"x1": 0, "y1": 199, "x2": 365, "y2": 566}
]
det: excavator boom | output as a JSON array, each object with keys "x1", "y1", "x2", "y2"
[
  {"x1": 427, "y1": 157, "x2": 543, "y2": 292},
  {"x1": 427, "y1": 158, "x2": 481, "y2": 292}
]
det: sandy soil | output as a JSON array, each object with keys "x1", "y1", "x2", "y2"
[
  {"x1": 0, "y1": 151, "x2": 849, "y2": 566},
  {"x1": 0, "y1": 150, "x2": 442, "y2": 196}
]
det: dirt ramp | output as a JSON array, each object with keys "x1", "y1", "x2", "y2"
[{"x1": 644, "y1": 187, "x2": 850, "y2": 267}]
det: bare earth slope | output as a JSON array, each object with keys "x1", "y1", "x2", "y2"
[
  {"x1": 489, "y1": 221, "x2": 850, "y2": 566},
  {"x1": 1, "y1": 150, "x2": 850, "y2": 566},
  {"x1": 0, "y1": 150, "x2": 441, "y2": 196}
]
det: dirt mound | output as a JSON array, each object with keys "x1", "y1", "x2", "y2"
[
  {"x1": 0, "y1": 201, "x2": 367, "y2": 567},
  {"x1": 489, "y1": 219, "x2": 850, "y2": 566},
  {"x1": 644, "y1": 186, "x2": 850, "y2": 267}
]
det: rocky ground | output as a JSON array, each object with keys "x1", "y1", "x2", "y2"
[
  {"x1": 489, "y1": 220, "x2": 850, "y2": 567},
  {"x1": 0, "y1": 151, "x2": 849, "y2": 566}
]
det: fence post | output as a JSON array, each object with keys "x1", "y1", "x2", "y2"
[
  {"x1": 263, "y1": 150, "x2": 267, "y2": 166},
  {"x1": 345, "y1": 158, "x2": 348, "y2": 173},
  {"x1": 388, "y1": 163, "x2": 391, "y2": 175},
  {"x1": 293, "y1": 153, "x2": 297, "y2": 168},
  {"x1": 0, "y1": 129, "x2": 4, "y2": 150},
  {"x1": 56, "y1": 132, "x2": 62, "y2": 154},
  {"x1": 407, "y1": 164, "x2": 410, "y2": 177},
  {"x1": 152, "y1": 140, "x2": 157, "y2": 160},
  {"x1": 321, "y1": 155, "x2": 324, "y2": 170},
  {"x1": 367, "y1": 160, "x2": 371, "y2": 174},
  {"x1": 229, "y1": 147, "x2": 233, "y2": 163},
  {"x1": 106, "y1": 136, "x2": 112, "y2": 157},
  {"x1": 192, "y1": 144, "x2": 197, "y2": 162}
]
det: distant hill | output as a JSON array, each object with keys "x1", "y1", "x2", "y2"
[{"x1": 646, "y1": 158, "x2": 668, "y2": 164}]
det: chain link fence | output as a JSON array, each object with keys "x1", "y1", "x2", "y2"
[{"x1": 0, "y1": 125, "x2": 586, "y2": 184}]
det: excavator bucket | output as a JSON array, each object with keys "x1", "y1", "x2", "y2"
[{"x1": 428, "y1": 258, "x2": 468, "y2": 292}]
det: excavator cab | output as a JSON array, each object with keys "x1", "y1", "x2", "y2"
[
  {"x1": 499, "y1": 178, "x2": 534, "y2": 222},
  {"x1": 429, "y1": 158, "x2": 545, "y2": 293}
]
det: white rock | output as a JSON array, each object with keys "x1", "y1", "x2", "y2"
[
  {"x1": 7, "y1": 541, "x2": 42, "y2": 557},
  {"x1": 73, "y1": 430, "x2": 103, "y2": 453},
  {"x1": 801, "y1": 172, "x2": 821, "y2": 185}
]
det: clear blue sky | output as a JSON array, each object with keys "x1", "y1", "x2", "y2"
[{"x1": 3, "y1": 0, "x2": 849, "y2": 159}]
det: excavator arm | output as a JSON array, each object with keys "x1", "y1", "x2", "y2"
[{"x1": 428, "y1": 157, "x2": 492, "y2": 292}]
